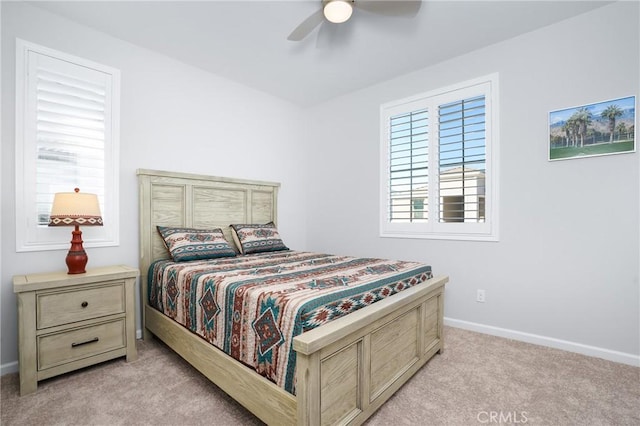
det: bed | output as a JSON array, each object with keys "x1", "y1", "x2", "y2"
[{"x1": 137, "y1": 169, "x2": 448, "y2": 425}]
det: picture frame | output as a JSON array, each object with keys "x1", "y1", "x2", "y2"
[{"x1": 549, "y1": 95, "x2": 636, "y2": 161}]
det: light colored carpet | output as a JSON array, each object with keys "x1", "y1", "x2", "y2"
[{"x1": 1, "y1": 326, "x2": 638, "y2": 425}]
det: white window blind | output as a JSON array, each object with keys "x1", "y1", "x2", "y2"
[
  {"x1": 380, "y1": 74, "x2": 499, "y2": 241},
  {"x1": 16, "y1": 39, "x2": 120, "y2": 251}
]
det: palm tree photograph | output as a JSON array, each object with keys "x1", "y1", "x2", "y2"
[{"x1": 549, "y1": 96, "x2": 635, "y2": 160}]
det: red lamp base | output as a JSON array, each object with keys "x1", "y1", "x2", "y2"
[{"x1": 66, "y1": 226, "x2": 88, "y2": 274}]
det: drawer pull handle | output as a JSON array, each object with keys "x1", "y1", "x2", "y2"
[
  {"x1": 71, "y1": 337, "x2": 99, "y2": 348},
  {"x1": 81, "y1": 301, "x2": 89, "y2": 308}
]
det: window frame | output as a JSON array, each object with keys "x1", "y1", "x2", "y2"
[
  {"x1": 15, "y1": 39, "x2": 120, "y2": 252},
  {"x1": 379, "y1": 74, "x2": 500, "y2": 241}
]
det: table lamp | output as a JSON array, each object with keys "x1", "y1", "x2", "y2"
[{"x1": 48, "y1": 188, "x2": 103, "y2": 274}]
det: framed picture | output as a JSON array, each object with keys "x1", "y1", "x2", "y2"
[{"x1": 549, "y1": 95, "x2": 636, "y2": 161}]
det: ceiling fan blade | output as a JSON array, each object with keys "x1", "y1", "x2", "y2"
[
  {"x1": 355, "y1": 0, "x2": 422, "y2": 17},
  {"x1": 287, "y1": 8, "x2": 325, "y2": 41}
]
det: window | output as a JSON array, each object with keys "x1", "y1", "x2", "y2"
[
  {"x1": 15, "y1": 39, "x2": 120, "y2": 251},
  {"x1": 380, "y1": 74, "x2": 499, "y2": 241}
]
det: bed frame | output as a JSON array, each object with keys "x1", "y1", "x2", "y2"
[{"x1": 137, "y1": 169, "x2": 448, "y2": 425}]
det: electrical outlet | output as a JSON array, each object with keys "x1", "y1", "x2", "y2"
[{"x1": 476, "y1": 289, "x2": 486, "y2": 303}]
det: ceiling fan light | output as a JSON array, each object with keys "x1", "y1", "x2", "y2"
[{"x1": 324, "y1": 0, "x2": 353, "y2": 24}]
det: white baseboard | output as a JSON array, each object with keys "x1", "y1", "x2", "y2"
[
  {"x1": 445, "y1": 317, "x2": 640, "y2": 367},
  {"x1": 1, "y1": 361, "x2": 18, "y2": 376}
]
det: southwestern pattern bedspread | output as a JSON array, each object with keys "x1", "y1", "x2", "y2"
[{"x1": 148, "y1": 251, "x2": 433, "y2": 394}]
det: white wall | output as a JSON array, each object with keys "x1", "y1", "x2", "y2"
[
  {"x1": 1, "y1": 2, "x2": 308, "y2": 372},
  {"x1": 304, "y1": 2, "x2": 639, "y2": 363}
]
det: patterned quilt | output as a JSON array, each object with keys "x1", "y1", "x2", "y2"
[{"x1": 148, "y1": 251, "x2": 433, "y2": 394}]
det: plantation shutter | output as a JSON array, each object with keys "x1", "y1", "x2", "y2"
[
  {"x1": 388, "y1": 109, "x2": 429, "y2": 223},
  {"x1": 438, "y1": 95, "x2": 486, "y2": 223},
  {"x1": 380, "y1": 74, "x2": 497, "y2": 240},
  {"x1": 33, "y1": 58, "x2": 108, "y2": 225},
  {"x1": 16, "y1": 39, "x2": 120, "y2": 251}
]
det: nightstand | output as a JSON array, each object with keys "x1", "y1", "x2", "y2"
[{"x1": 13, "y1": 265, "x2": 139, "y2": 396}]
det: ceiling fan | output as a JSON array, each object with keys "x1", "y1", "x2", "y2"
[{"x1": 287, "y1": 0, "x2": 422, "y2": 42}]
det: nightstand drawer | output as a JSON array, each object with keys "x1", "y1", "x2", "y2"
[
  {"x1": 38, "y1": 319, "x2": 126, "y2": 370},
  {"x1": 37, "y1": 282, "x2": 125, "y2": 329}
]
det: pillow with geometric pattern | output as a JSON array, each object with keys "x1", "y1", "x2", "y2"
[
  {"x1": 229, "y1": 222, "x2": 289, "y2": 255},
  {"x1": 157, "y1": 226, "x2": 236, "y2": 262}
]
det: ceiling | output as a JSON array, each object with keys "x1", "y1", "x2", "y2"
[{"x1": 29, "y1": 0, "x2": 611, "y2": 107}]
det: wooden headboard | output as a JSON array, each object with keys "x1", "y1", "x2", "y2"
[{"x1": 136, "y1": 169, "x2": 280, "y2": 315}]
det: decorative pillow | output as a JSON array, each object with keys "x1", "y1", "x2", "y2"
[
  {"x1": 230, "y1": 222, "x2": 289, "y2": 255},
  {"x1": 157, "y1": 226, "x2": 236, "y2": 262}
]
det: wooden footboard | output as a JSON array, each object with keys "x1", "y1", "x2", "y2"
[
  {"x1": 144, "y1": 274, "x2": 447, "y2": 425},
  {"x1": 294, "y1": 275, "x2": 447, "y2": 425}
]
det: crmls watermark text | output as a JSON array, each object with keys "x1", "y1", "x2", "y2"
[{"x1": 477, "y1": 411, "x2": 529, "y2": 424}]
